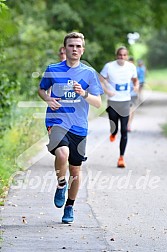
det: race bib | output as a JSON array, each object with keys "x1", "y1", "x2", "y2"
[
  {"x1": 59, "y1": 80, "x2": 80, "y2": 103},
  {"x1": 115, "y1": 83, "x2": 128, "y2": 91}
]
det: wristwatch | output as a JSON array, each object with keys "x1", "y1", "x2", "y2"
[{"x1": 83, "y1": 90, "x2": 88, "y2": 99}]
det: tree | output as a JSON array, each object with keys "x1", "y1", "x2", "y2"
[
  {"x1": 53, "y1": 0, "x2": 167, "y2": 70},
  {"x1": 146, "y1": 29, "x2": 167, "y2": 69},
  {"x1": 0, "y1": 0, "x2": 19, "y2": 132}
]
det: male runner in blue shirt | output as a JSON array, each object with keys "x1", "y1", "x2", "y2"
[{"x1": 38, "y1": 32, "x2": 103, "y2": 223}]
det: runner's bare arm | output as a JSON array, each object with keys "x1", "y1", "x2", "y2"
[
  {"x1": 99, "y1": 75, "x2": 115, "y2": 97},
  {"x1": 132, "y1": 77, "x2": 139, "y2": 93},
  {"x1": 38, "y1": 88, "x2": 62, "y2": 110},
  {"x1": 73, "y1": 81, "x2": 101, "y2": 108}
]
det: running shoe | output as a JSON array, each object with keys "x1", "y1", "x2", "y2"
[
  {"x1": 54, "y1": 183, "x2": 67, "y2": 208},
  {"x1": 62, "y1": 205, "x2": 74, "y2": 224},
  {"x1": 110, "y1": 134, "x2": 117, "y2": 142},
  {"x1": 117, "y1": 156, "x2": 126, "y2": 168}
]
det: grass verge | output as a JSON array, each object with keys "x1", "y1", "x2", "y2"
[
  {"x1": 146, "y1": 68, "x2": 167, "y2": 92},
  {"x1": 0, "y1": 104, "x2": 46, "y2": 205},
  {"x1": 146, "y1": 68, "x2": 167, "y2": 135}
]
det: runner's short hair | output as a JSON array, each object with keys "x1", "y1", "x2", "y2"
[
  {"x1": 58, "y1": 46, "x2": 65, "y2": 55},
  {"x1": 64, "y1": 32, "x2": 85, "y2": 47},
  {"x1": 115, "y1": 46, "x2": 128, "y2": 56}
]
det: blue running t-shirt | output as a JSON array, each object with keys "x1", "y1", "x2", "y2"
[{"x1": 39, "y1": 61, "x2": 103, "y2": 136}]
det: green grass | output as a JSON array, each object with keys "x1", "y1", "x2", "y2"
[
  {"x1": 146, "y1": 68, "x2": 167, "y2": 92},
  {"x1": 0, "y1": 105, "x2": 46, "y2": 204},
  {"x1": 145, "y1": 68, "x2": 167, "y2": 136}
]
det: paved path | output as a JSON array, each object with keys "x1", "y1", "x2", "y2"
[
  {"x1": 0, "y1": 156, "x2": 111, "y2": 252},
  {"x1": 1, "y1": 91, "x2": 167, "y2": 251},
  {"x1": 86, "y1": 91, "x2": 167, "y2": 251}
]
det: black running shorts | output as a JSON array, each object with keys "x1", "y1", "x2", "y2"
[{"x1": 47, "y1": 126, "x2": 87, "y2": 166}]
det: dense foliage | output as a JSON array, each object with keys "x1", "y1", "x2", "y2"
[
  {"x1": 0, "y1": 0, "x2": 18, "y2": 131},
  {"x1": 3, "y1": 0, "x2": 167, "y2": 99},
  {"x1": 146, "y1": 29, "x2": 167, "y2": 69}
]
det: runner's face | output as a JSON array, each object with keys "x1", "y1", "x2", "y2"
[
  {"x1": 59, "y1": 49, "x2": 66, "y2": 61},
  {"x1": 117, "y1": 49, "x2": 128, "y2": 60},
  {"x1": 116, "y1": 49, "x2": 128, "y2": 65},
  {"x1": 65, "y1": 38, "x2": 84, "y2": 61}
]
